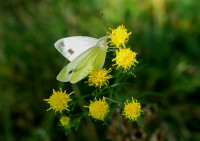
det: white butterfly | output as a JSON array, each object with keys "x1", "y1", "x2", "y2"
[{"x1": 54, "y1": 36, "x2": 108, "y2": 83}]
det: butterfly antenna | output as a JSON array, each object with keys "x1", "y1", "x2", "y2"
[
  {"x1": 100, "y1": 11, "x2": 104, "y2": 36},
  {"x1": 101, "y1": 11, "x2": 103, "y2": 25},
  {"x1": 99, "y1": 11, "x2": 108, "y2": 37}
]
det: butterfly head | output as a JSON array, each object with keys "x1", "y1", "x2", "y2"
[{"x1": 97, "y1": 36, "x2": 108, "y2": 50}]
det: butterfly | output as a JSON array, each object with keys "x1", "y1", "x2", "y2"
[{"x1": 54, "y1": 36, "x2": 108, "y2": 83}]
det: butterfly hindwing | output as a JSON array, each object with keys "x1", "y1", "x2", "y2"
[
  {"x1": 70, "y1": 46, "x2": 107, "y2": 83},
  {"x1": 56, "y1": 46, "x2": 95, "y2": 82}
]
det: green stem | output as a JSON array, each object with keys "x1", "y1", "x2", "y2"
[
  {"x1": 71, "y1": 84, "x2": 99, "y2": 141},
  {"x1": 115, "y1": 69, "x2": 123, "y2": 82},
  {"x1": 105, "y1": 97, "x2": 123, "y2": 105}
]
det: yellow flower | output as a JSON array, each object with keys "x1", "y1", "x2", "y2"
[
  {"x1": 85, "y1": 97, "x2": 110, "y2": 121},
  {"x1": 44, "y1": 88, "x2": 73, "y2": 113},
  {"x1": 108, "y1": 25, "x2": 131, "y2": 48},
  {"x1": 60, "y1": 116, "x2": 70, "y2": 126},
  {"x1": 123, "y1": 97, "x2": 143, "y2": 121},
  {"x1": 86, "y1": 68, "x2": 112, "y2": 88},
  {"x1": 112, "y1": 48, "x2": 138, "y2": 70}
]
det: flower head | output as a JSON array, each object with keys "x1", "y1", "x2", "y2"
[
  {"x1": 60, "y1": 116, "x2": 70, "y2": 126},
  {"x1": 123, "y1": 97, "x2": 143, "y2": 121},
  {"x1": 85, "y1": 97, "x2": 110, "y2": 121},
  {"x1": 86, "y1": 68, "x2": 112, "y2": 88},
  {"x1": 108, "y1": 25, "x2": 131, "y2": 48},
  {"x1": 44, "y1": 88, "x2": 73, "y2": 113},
  {"x1": 112, "y1": 48, "x2": 138, "y2": 70}
]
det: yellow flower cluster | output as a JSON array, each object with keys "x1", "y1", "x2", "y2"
[
  {"x1": 123, "y1": 97, "x2": 143, "y2": 121},
  {"x1": 60, "y1": 116, "x2": 70, "y2": 126},
  {"x1": 44, "y1": 88, "x2": 73, "y2": 113},
  {"x1": 85, "y1": 96, "x2": 142, "y2": 122},
  {"x1": 112, "y1": 48, "x2": 138, "y2": 70},
  {"x1": 86, "y1": 68, "x2": 112, "y2": 88},
  {"x1": 44, "y1": 24, "x2": 142, "y2": 133},
  {"x1": 87, "y1": 25, "x2": 138, "y2": 87},
  {"x1": 108, "y1": 25, "x2": 131, "y2": 48},
  {"x1": 108, "y1": 25, "x2": 138, "y2": 71},
  {"x1": 85, "y1": 97, "x2": 109, "y2": 121}
]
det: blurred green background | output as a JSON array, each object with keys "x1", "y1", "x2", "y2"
[{"x1": 1, "y1": 0, "x2": 200, "y2": 140}]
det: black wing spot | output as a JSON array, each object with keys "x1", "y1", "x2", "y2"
[
  {"x1": 69, "y1": 70, "x2": 73, "y2": 74},
  {"x1": 68, "y1": 49, "x2": 74, "y2": 55},
  {"x1": 58, "y1": 41, "x2": 64, "y2": 48}
]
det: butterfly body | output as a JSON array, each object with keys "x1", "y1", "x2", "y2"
[{"x1": 54, "y1": 36, "x2": 107, "y2": 83}]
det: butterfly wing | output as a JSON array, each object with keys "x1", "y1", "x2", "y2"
[
  {"x1": 56, "y1": 36, "x2": 108, "y2": 83},
  {"x1": 70, "y1": 46, "x2": 107, "y2": 83},
  {"x1": 54, "y1": 36, "x2": 98, "y2": 61},
  {"x1": 56, "y1": 47, "x2": 95, "y2": 82},
  {"x1": 57, "y1": 46, "x2": 107, "y2": 83}
]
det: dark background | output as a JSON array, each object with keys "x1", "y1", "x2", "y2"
[{"x1": 1, "y1": 0, "x2": 200, "y2": 140}]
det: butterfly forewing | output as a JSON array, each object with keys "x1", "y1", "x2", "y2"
[{"x1": 54, "y1": 36, "x2": 98, "y2": 61}]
